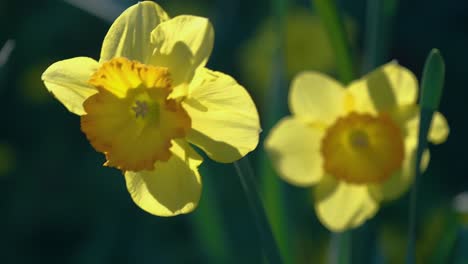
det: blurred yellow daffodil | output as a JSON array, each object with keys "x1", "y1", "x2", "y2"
[
  {"x1": 265, "y1": 62, "x2": 449, "y2": 231},
  {"x1": 42, "y1": 2, "x2": 260, "y2": 216},
  {"x1": 239, "y1": 8, "x2": 355, "y2": 105}
]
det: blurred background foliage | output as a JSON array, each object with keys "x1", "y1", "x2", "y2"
[{"x1": 0, "y1": 0, "x2": 467, "y2": 263}]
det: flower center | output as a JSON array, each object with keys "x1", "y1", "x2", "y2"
[
  {"x1": 320, "y1": 112, "x2": 404, "y2": 184},
  {"x1": 132, "y1": 100, "x2": 149, "y2": 118},
  {"x1": 349, "y1": 130, "x2": 369, "y2": 148},
  {"x1": 81, "y1": 57, "x2": 191, "y2": 171}
]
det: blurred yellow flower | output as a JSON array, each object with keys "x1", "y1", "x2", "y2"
[
  {"x1": 239, "y1": 8, "x2": 355, "y2": 94},
  {"x1": 42, "y1": 2, "x2": 260, "y2": 216},
  {"x1": 265, "y1": 62, "x2": 449, "y2": 231}
]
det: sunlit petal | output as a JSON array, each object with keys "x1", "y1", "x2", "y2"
[
  {"x1": 100, "y1": 1, "x2": 169, "y2": 63},
  {"x1": 125, "y1": 140, "x2": 203, "y2": 216},
  {"x1": 314, "y1": 176, "x2": 379, "y2": 232},
  {"x1": 265, "y1": 117, "x2": 325, "y2": 186},
  {"x1": 42, "y1": 57, "x2": 98, "y2": 115},
  {"x1": 150, "y1": 15, "x2": 214, "y2": 94},
  {"x1": 348, "y1": 62, "x2": 418, "y2": 114},
  {"x1": 184, "y1": 68, "x2": 260, "y2": 163},
  {"x1": 289, "y1": 71, "x2": 347, "y2": 123}
]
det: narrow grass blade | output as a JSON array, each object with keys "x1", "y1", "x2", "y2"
[
  {"x1": 234, "y1": 157, "x2": 283, "y2": 264},
  {"x1": 419, "y1": 49, "x2": 445, "y2": 111},
  {"x1": 406, "y1": 49, "x2": 445, "y2": 264}
]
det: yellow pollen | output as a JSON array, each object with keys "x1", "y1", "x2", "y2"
[
  {"x1": 321, "y1": 112, "x2": 404, "y2": 184},
  {"x1": 81, "y1": 57, "x2": 191, "y2": 171}
]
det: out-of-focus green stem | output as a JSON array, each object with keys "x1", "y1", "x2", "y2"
[
  {"x1": 191, "y1": 169, "x2": 233, "y2": 263},
  {"x1": 453, "y1": 227, "x2": 468, "y2": 264},
  {"x1": 258, "y1": 0, "x2": 294, "y2": 263},
  {"x1": 362, "y1": 0, "x2": 399, "y2": 73},
  {"x1": 261, "y1": 157, "x2": 292, "y2": 264},
  {"x1": 234, "y1": 158, "x2": 283, "y2": 264},
  {"x1": 406, "y1": 49, "x2": 445, "y2": 264},
  {"x1": 312, "y1": 1, "x2": 355, "y2": 263},
  {"x1": 363, "y1": 0, "x2": 384, "y2": 73},
  {"x1": 329, "y1": 231, "x2": 351, "y2": 264},
  {"x1": 313, "y1": 0, "x2": 355, "y2": 84}
]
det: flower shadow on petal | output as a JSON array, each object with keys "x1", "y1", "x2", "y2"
[
  {"x1": 314, "y1": 176, "x2": 379, "y2": 231},
  {"x1": 188, "y1": 129, "x2": 242, "y2": 161},
  {"x1": 153, "y1": 42, "x2": 195, "y2": 88},
  {"x1": 366, "y1": 70, "x2": 397, "y2": 112},
  {"x1": 184, "y1": 97, "x2": 207, "y2": 111},
  {"x1": 183, "y1": 96, "x2": 246, "y2": 163},
  {"x1": 314, "y1": 176, "x2": 339, "y2": 205}
]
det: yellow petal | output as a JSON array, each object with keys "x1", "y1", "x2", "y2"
[
  {"x1": 100, "y1": 1, "x2": 169, "y2": 63},
  {"x1": 124, "y1": 140, "x2": 203, "y2": 216},
  {"x1": 289, "y1": 71, "x2": 346, "y2": 123},
  {"x1": 265, "y1": 117, "x2": 325, "y2": 186},
  {"x1": 184, "y1": 69, "x2": 260, "y2": 163},
  {"x1": 400, "y1": 108, "x2": 449, "y2": 145},
  {"x1": 371, "y1": 136, "x2": 430, "y2": 201},
  {"x1": 428, "y1": 112, "x2": 449, "y2": 144},
  {"x1": 41, "y1": 57, "x2": 99, "y2": 115},
  {"x1": 348, "y1": 62, "x2": 418, "y2": 114},
  {"x1": 314, "y1": 176, "x2": 379, "y2": 232},
  {"x1": 150, "y1": 15, "x2": 214, "y2": 89}
]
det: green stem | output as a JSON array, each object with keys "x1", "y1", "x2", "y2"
[
  {"x1": 260, "y1": 156, "x2": 292, "y2": 264},
  {"x1": 334, "y1": 231, "x2": 352, "y2": 264},
  {"x1": 329, "y1": 231, "x2": 351, "y2": 264},
  {"x1": 406, "y1": 49, "x2": 445, "y2": 264},
  {"x1": 313, "y1": 0, "x2": 355, "y2": 84},
  {"x1": 362, "y1": 0, "x2": 385, "y2": 73},
  {"x1": 453, "y1": 227, "x2": 468, "y2": 264},
  {"x1": 259, "y1": 0, "x2": 293, "y2": 263},
  {"x1": 191, "y1": 169, "x2": 233, "y2": 263},
  {"x1": 405, "y1": 109, "x2": 431, "y2": 264},
  {"x1": 362, "y1": 0, "x2": 399, "y2": 74},
  {"x1": 234, "y1": 158, "x2": 283, "y2": 264}
]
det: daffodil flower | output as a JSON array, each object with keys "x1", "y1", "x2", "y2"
[
  {"x1": 265, "y1": 62, "x2": 449, "y2": 231},
  {"x1": 42, "y1": 2, "x2": 260, "y2": 216}
]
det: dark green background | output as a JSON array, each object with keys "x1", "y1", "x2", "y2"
[{"x1": 0, "y1": 0, "x2": 466, "y2": 263}]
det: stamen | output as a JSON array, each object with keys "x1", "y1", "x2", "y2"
[
  {"x1": 349, "y1": 130, "x2": 369, "y2": 148},
  {"x1": 321, "y1": 112, "x2": 404, "y2": 184},
  {"x1": 132, "y1": 100, "x2": 148, "y2": 118}
]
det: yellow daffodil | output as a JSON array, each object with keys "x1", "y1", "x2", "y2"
[
  {"x1": 239, "y1": 8, "x2": 355, "y2": 94},
  {"x1": 265, "y1": 62, "x2": 449, "y2": 232},
  {"x1": 41, "y1": 2, "x2": 260, "y2": 216}
]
